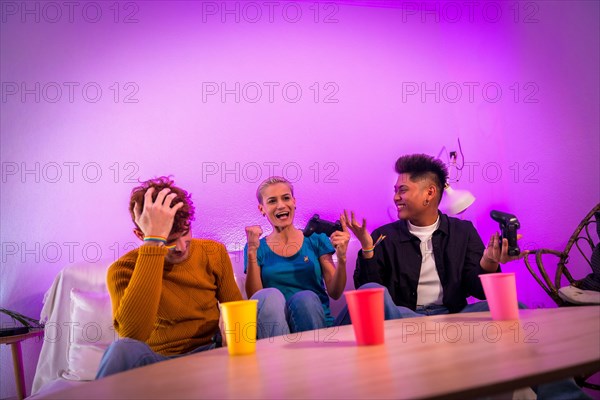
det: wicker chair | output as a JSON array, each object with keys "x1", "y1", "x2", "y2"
[
  {"x1": 523, "y1": 203, "x2": 600, "y2": 307},
  {"x1": 523, "y1": 203, "x2": 600, "y2": 391}
]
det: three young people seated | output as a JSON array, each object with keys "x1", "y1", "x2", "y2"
[{"x1": 94, "y1": 153, "x2": 588, "y2": 399}]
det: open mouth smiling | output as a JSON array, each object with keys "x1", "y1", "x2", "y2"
[{"x1": 275, "y1": 211, "x2": 290, "y2": 220}]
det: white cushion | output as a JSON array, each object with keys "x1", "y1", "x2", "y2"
[
  {"x1": 62, "y1": 289, "x2": 115, "y2": 381},
  {"x1": 558, "y1": 285, "x2": 600, "y2": 305}
]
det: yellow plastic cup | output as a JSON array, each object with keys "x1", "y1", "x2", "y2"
[{"x1": 220, "y1": 300, "x2": 258, "y2": 356}]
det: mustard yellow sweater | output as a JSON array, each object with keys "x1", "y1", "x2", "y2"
[{"x1": 107, "y1": 239, "x2": 242, "y2": 355}]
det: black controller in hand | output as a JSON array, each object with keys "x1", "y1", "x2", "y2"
[
  {"x1": 303, "y1": 214, "x2": 343, "y2": 237},
  {"x1": 490, "y1": 210, "x2": 520, "y2": 256}
]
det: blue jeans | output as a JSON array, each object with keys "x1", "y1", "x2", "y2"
[
  {"x1": 96, "y1": 338, "x2": 215, "y2": 379},
  {"x1": 415, "y1": 299, "x2": 530, "y2": 315},
  {"x1": 96, "y1": 289, "x2": 289, "y2": 379},
  {"x1": 334, "y1": 282, "x2": 421, "y2": 326},
  {"x1": 336, "y1": 283, "x2": 525, "y2": 325},
  {"x1": 252, "y1": 288, "x2": 326, "y2": 334}
]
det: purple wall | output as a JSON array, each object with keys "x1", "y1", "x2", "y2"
[{"x1": 1, "y1": 1, "x2": 599, "y2": 397}]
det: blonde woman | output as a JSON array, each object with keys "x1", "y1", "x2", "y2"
[{"x1": 244, "y1": 176, "x2": 350, "y2": 335}]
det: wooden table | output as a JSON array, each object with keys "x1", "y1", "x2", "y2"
[
  {"x1": 41, "y1": 307, "x2": 600, "y2": 399},
  {"x1": 0, "y1": 329, "x2": 44, "y2": 400}
]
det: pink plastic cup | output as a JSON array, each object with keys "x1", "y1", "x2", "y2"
[
  {"x1": 479, "y1": 272, "x2": 520, "y2": 320},
  {"x1": 344, "y1": 288, "x2": 385, "y2": 345}
]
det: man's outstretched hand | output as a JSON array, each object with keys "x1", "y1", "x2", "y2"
[
  {"x1": 344, "y1": 210, "x2": 373, "y2": 250},
  {"x1": 482, "y1": 233, "x2": 528, "y2": 270}
]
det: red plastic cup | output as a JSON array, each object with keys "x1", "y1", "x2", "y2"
[
  {"x1": 479, "y1": 272, "x2": 520, "y2": 320},
  {"x1": 344, "y1": 288, "x2": 385, "y2": 345}
]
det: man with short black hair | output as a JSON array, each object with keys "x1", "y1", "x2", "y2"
[
  {"x1": 346, "y1": 154, "x2": 510, "y2": 315},
  {"x1": 341, "y1": 155, "x2": 588, "y2": 399}
]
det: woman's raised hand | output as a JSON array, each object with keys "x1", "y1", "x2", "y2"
[{"x1": 245, "y1": 225, "x2": 263, "y2": 253}]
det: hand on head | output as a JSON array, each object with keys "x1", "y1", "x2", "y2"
[{"x1": 133, "y1": 187, "x2": 184, "y2": 238}]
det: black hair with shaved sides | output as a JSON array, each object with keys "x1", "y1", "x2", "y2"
[{"x1": 395, "y1": 154, "x2": 448, "y2": 204}]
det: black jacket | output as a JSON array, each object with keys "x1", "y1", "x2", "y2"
[{"x1": 354, "y1": 213, "x2": 492, "y2": 313}]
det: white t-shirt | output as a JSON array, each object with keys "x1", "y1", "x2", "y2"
[{"x1": 408, "y1": 217, "x2": 443, "y2": 306}]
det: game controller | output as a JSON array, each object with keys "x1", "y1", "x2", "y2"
[
  {"x1": 303, "y1": 214, "x2": 343, "y2": 237},
  {"x1": 490, "y1": 210, "x2": 520, "y2": 256}
]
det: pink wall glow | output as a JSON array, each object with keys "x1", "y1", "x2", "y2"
[{"x1": 1, "y1": 1, "x2": 599, "y2": 397}]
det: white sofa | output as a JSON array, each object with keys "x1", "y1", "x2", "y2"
[{"x1": 31, "y1": 256, "x2": 247, "y2": 397}]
